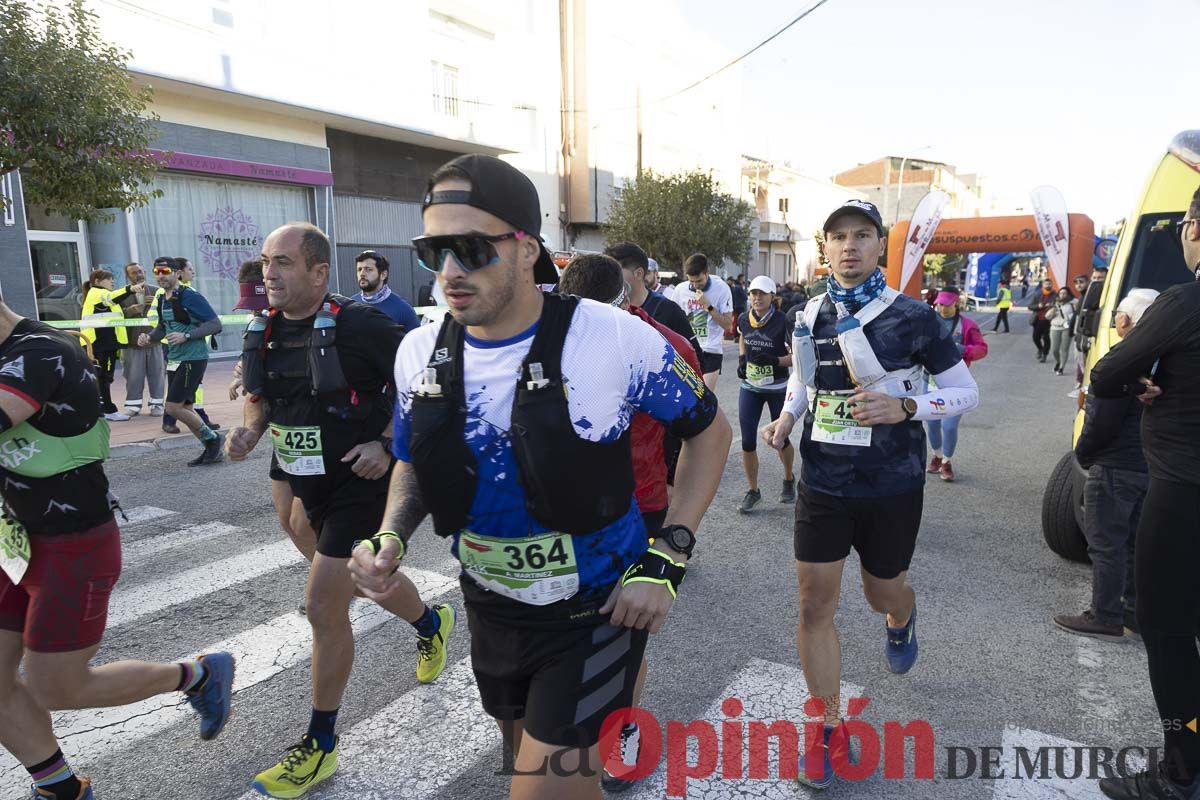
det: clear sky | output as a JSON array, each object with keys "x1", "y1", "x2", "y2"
[{"x1": 675, "y1": 0, "x2": 1195, "y2": 224}]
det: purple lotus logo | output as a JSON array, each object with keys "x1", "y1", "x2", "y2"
[{"x1": 197, "y1": 207, "x2": 261, "y2": 279}]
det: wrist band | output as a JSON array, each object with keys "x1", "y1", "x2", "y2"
[
  {"x1": 360, "y1": 530, "x2": 406, "y2": 563},
  {"x1": 620, "y1": 548, "x2": 686, "y2": 598}
]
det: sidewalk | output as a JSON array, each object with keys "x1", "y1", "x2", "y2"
[{"x1": 108, "y1": 357, "x2": 243, "y2": 456}]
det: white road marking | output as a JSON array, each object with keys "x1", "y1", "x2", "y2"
[
  {"x1": 991, "y1": 725, "x2": 1146, "y2": 799},
  {"x1": 0, "y1": 566, "x2": 459, "y2": 790},
  {"x1": 105, "y1": 539, "x2": 307, "y2": 628},
  {"x1": 120, "y1": 521, "x2": 243, "y2": 566},
  {"x1": 630, "y1": 657, "x2": 865, "y2": 799},
  {"x1": 117, "y1": 505, "x2": 178, "y2": 526}
]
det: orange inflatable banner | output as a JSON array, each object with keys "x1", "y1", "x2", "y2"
[{"x1": 885, "y1": 213, "x2": 1096, "y2": 297}]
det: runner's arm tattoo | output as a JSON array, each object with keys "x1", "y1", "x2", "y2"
[{"x1": 381, "y1": 461, "x2": 427, "y2": 544}]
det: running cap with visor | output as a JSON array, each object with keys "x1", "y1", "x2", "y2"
[
  {"x1": 423, "y1": 154, "x2": 558, "y2": 284},
  {"x1": 748, "y1": 275, "x2": 777, "y2": 294},
  {"x1": 823, "y1": 199, "x2": 885, "y2": 236}
]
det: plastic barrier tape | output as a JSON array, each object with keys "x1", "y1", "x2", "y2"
[{"x1": 44, "y1": 307, "x2": 446, "y2": 330}]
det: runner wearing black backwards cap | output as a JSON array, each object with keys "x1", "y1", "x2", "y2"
[
  {"x1": 350, "y1": 154, "x2": 731, "y2": 800},
  {"x1": 762, "y1": 199, "x2": 980, "y2": 790}
]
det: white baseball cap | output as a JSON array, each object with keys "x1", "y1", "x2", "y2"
[{"x1": 749, "y1": 275, "x2": 777, "y2": 294}]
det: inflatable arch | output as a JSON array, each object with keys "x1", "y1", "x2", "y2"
[{"x1": 885, "y1": 214, "x2": 1096, "y2": 297}]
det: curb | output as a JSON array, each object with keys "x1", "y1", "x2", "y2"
[{"x1": 110, "y1": 433, "x2": 205, "y2": 460}]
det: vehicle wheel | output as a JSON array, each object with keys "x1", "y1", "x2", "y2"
[{"x1": 1042, "y1": 452, "x2": 1090, "y2": 563}]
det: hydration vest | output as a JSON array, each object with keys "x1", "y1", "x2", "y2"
[
  {"x1": 796, "y1": 289, "x2": 926, "y2": 404},
  {"x1": 408, "y1": 293, "x2": 635, "y2": 538},
  {"x1": 0, "y1": 418, "x2": 110, "y2": 479},
  {"x1": 240, "y1": 295, "x2": 365, "y2": 422},
  {"x1": 155, "y1": 288, "x2": 195, "y2": 326}
]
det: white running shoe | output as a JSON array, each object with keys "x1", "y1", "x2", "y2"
[{"x1": 105, "y1": 411, "x2": 132, "y2": 421}]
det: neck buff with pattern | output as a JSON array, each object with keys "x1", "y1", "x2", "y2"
[
  {"x1": 360, "y1": 284, "x2": 393, "y2": 304},
  {"x1": 747, "y1": 305, "x2": 776, "y2": 328},
  {"x1": 827, "y1": 268, "x2": 887, "y2": 314}
]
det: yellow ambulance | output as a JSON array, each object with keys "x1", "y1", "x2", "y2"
[{"x1": 1042, "y1": 130, "x2": 1199, "y2": 561}]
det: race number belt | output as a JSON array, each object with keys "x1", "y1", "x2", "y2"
[
  {"x1": 811, "y1": 392, "x2": 872, "y2": 447},
  {"x1": 458, "y1": 530, "x2": 578, "y2": 606},
  {"x1": 269, "y1": 424, "x2": 326, "y2": 476},
  {"x1": 746, "y1": 362, "x2": 774, "y2": 387},
  {"x1": 0, "y1": 514, "x2": 30, "y2": 585}
]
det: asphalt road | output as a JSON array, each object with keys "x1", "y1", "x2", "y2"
[{"x1": 1, "y1": 309, "x2": 1165, "y2": 800}]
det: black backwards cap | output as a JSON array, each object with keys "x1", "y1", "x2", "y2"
[{"x1": 423, "y1": 154, "x2": 558, "y2": 284}]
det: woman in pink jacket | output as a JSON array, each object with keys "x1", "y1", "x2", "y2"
[{"x1": 926, "y1": 287, "x2": 988, "y2": 482}]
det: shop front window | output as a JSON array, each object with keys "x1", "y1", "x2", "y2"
[
  {"x1": 134, "y1": 172, "x2": 313, "y2": 351},
  {"x1": 29, "y1": 241, "x2": 84, "y2": 322}
]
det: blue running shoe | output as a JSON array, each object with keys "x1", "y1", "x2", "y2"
[
  {"x1": 186, "y1": 651, "x2": 235, "y2": 740},
  {"x1": 797, "y1": 723, "x2": 862, "y2": 790},
  {"x1": 32, "y1": 778, "x2": 93, "y2": 799},
  {"x1": 885, "y1": 605, "x2": 918, "y2": 674}
]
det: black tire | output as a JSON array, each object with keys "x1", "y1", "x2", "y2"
[{"x1": 1042, "y1": 452, "x2": 1090, "y2": 563}]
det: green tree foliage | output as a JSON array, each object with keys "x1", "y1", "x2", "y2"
[
  {"x1": 604, "y1": 170, "x2": 758, "y2": 272},
  {"x1": 923, "y1": 253, "x2": 963, "y2": 286},
  {"x1": 0, "y1": 0, "x2": 165, "y2": 221}
]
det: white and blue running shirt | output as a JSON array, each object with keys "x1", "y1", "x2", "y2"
[{"x1": 392, "y1": 299, "x2": 717, "y2": 598}]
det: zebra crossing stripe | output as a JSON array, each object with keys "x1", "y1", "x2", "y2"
[
  {"x1": 990, "y1": 725, "x2": 1147, "y2": 800},
  {"x1": 105, "y1": 538, "x2": 307, "y2": 628},
  {"x1": 629, "y1": 657, "x2": 865, "y2": 799},
  {"x1": 120, "y1": 521, "x2": 243, "y2": 566},
  {"x1": 0, "y1": 566, "x2": 459, "y2": 789},
  {"x1": 118, "y1": 505, "x2": 178, "y2": 526}
]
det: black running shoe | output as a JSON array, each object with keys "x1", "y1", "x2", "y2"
[
  {"x1": 737, "y1": 489, "x2": 761, "y2": 514},
  {"x1": 601, "y1": 723, "x2": 642, "y2": 793},
  {"x1": 189, "y1": 433, "x2": 225, "y2": 466},
  {"x1": 1100, "y1": 763, "x2": 1200, "y2": 799}
]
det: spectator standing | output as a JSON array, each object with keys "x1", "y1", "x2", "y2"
[
  {"x1": 114, "y1": 262, "x2": 165, "y2": 417},
  {"x1": 80, "y1": 269, "x2": 139, "y2": 421},
  {"x1": 1047, "y1": 286, "x2": 1077, "y2": 374},
  {"x1": 1028, "y1": 278, "x2": 1055, "y2": 362},
  {"x1": 1054, "y1": 289, "x2": 1159, "y2": 643},
  {"x1": 1090, "y1": 187, "x2": 1200, "y2": 799},
  {"x1": 993, "y1": 278, "x2": 1012, "y2": 333}
]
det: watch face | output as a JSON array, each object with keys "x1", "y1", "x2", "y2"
[{"x1": 668, "y1": 526, "x2": 693, "y2": 551}]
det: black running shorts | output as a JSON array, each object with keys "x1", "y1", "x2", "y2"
[
  {"x1": 269, "y1": 452, "x2": 287, "y2": 482},
  {"x1": 462, "y1": 578, "x2": 648, "y2": 749},
  {"x1": 793, "y1": 483, "x2": 924, "y2": 579},
  {"x1": 299, "y1": 474, "x2": 389, "y2": 559},
  {"x1": 166, "y1": 359, "x2": 207, "y2": 405},
  {"x1": 699, "y1": 351, "x2": 723, "y2": 375}
]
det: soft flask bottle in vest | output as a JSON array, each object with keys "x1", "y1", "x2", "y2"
[
  {"x1": 834, "y1": 301, "x2": 886, "y2": 387},
  {"x1": 792, "y1": 318, "x2": 818, "y2": 386}
]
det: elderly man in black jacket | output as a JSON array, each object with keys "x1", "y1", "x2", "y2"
[{"x1": 1053, "y1": 288, "x2": 1159, "y2": 642}]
